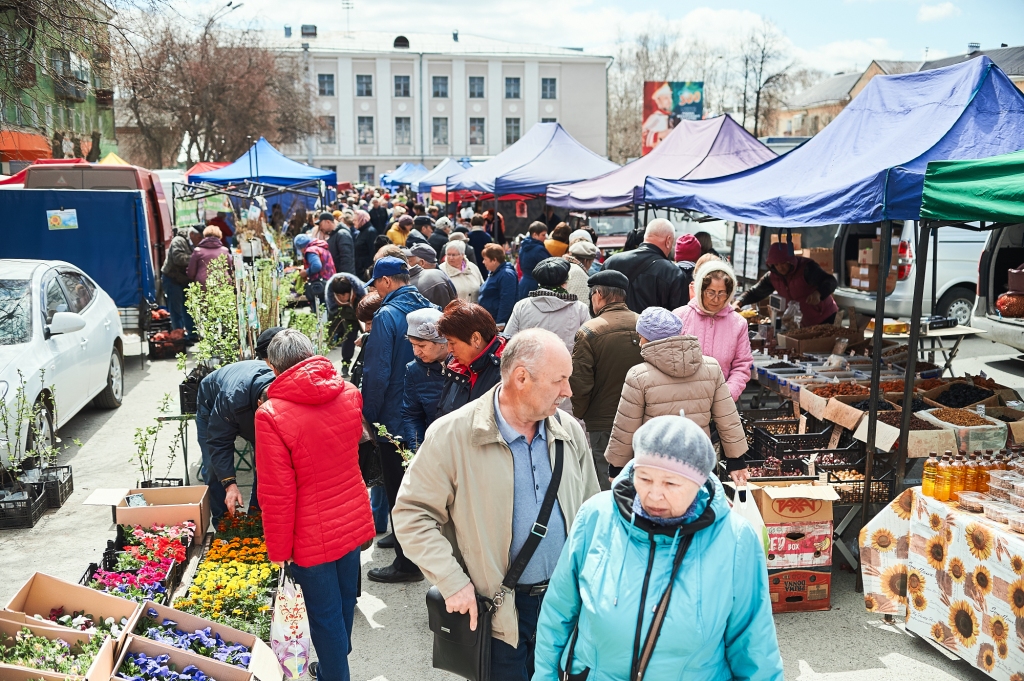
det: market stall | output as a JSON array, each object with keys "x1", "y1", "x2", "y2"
[
  {"x1": 380, "y1": 162, "x2": 428, "y2": 190},
  {"x1": 411, "y1": 157, "x2": 472, "y2": 194}
]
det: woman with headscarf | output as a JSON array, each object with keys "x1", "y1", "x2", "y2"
[
  {"x1": 735, "y1": 241, "x2": 839, "y2": 327},
  {"x1": 673, "y1": 259, "x2": 753, "y2": 403},
  {"x1": 532, "y1": 415, "x2": 783, "y2": 681}
]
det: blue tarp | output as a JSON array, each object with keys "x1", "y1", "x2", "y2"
[
  {"x1": 0, "y1": 189, "x2": 155, "y2": 306},
  {"x1": 447, "y1": 122, "x2": 618, "y2": 196},
  {"x1": 412, "y1": 158, "x2": 472, "y2": 193},
  {"x1": 190, "y1": 137, "x2": 336, "y2": 187},
  {"x1": 643, "y1": 57, "x2": 1024, "y2": 226},
  {"x1": 381, "y1": 162, "x2": 429, "y2": 189}
]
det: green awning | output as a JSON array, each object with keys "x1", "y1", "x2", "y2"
[{"x1": 920, "y1": 149, "x2": 1024, "y2": 223}]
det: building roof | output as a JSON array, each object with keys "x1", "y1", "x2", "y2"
[
  {"x1": 266, "y1": 30, "x2": 610, "y2": 60},
  {"x1": 782, "y1": 71, "x2": 862, "y2": 110},
  {"x1": 920, "y1": 45, "x2": 1024, "y2": 76},
  {"x1": 874, "y1": 60, "x2": 923, "y2": 75}
]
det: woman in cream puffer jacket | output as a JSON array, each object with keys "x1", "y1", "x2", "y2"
[{"x1": 605, "y1": 331, "x2": 748, "y2": 477}]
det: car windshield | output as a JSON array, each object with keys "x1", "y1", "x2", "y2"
[
  {"x1": 0, "y1": 279, "x2": 33, "y2": 346},
  {"x1": 590, "y1": 216, "x2": 634, "y2": 236}
]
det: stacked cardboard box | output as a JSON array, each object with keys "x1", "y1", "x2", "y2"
[{"x1": 751, "y1": 481, "x2": 840, "y2": 613}]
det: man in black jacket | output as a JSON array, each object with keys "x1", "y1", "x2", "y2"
[
  {"x1": 602, "y1": 218, "x2": 688, "y2": 313},
  {"x1": 354, "y1": 215, "x2": 378, "y2": 280},
  {"x1": 369, "y1": 197, "x2": 389, "y2": 233},
  {"x1": 429, "y1": 216, "x2": 451, "y2": 261},
  {"x1": 328, "y1": 217, "x2": 356, "y2": 275},
  {"x1": 195, "y1": 327, "x2": 283, "y2": 521}
]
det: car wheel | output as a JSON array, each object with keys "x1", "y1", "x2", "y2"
[
  {"x1": 25, "y1": 396, "x2": 54, "y2": 455},
  {"x1": 937, "y1": 286, "x2": 975, "y2": 326},
  {"x1": 93, "y1": 348, "x2": 124, "y2": 409}
]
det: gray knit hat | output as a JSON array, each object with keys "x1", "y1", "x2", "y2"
[
  {"x1": 406, "y1": 308, "x2": 445, "y2": 343},
  {"x1": 636, "y1": 306, "x2": 682, "y2": 341},
  {"x1": 633, "y1": 415, "x2": 715, "y2": 486}
]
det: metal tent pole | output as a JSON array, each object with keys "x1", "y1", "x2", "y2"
[
  {"x1": 932, "y1": 228, "x2": 939, "y2": 312},
  {"x1": 895, "y1": 221, "x2": 932, "y2": 489},
  {"x1": 643, "y1": 204, "x2": 649, "y2": 227},
  {"x1": 861, "y1": 219, "x2": 893, "y2": 525}
]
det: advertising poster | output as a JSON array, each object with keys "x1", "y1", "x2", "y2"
[
  {"x1": 46, "y1": 209, "x2": 78, "y2": 230},
  {"x1": 642, "y1": 81, "x2": 704, "y2": 155}
]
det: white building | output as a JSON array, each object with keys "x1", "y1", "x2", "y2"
[{"x1": 271, "y1": 27, "x2": 612, "y2": 184}]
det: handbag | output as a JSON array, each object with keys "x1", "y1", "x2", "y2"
[
  {"x1": 426, "y1": 436, "x2": 565, "y2": 681},
  {"x1": 270, "y1": 565, "x2": 310, "y2": 680}
]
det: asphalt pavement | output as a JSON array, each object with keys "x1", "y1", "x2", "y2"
[{"x1": 3, "y1": 336, "x2": 1022, "y2": 680}]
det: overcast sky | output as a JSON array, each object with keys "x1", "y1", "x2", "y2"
[{"x1": 187, "y1": 0, "x2": 1024, "y2": 75}]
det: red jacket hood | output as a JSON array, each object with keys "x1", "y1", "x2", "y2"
[{"x1": 267, "y1": 355, "x2": 344, "y2": 405}]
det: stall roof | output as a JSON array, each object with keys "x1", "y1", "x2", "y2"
[
  {"x1": 643, "y1": 56, "x2": 1024, "y2": 227},
  {"x1": 412, "y1": 157, "x2": 472, "y2": 193},
  {"x1": 547, "y1": 115, "x2": 775, "y2": 210},
  {"x1": 381, "y1": 162, "x2": 429, "y2": 188},
  {"x1": 185, "y1": 161, "x2": 228, "y2": 178},
  {"x1": 189, "y1": 138, "x2": 336, "y2": 186},
  {"x1": 447, "y1": 122, "x2": 618, "y2": 196},
  {"x1": 921, "y1": 149, "x2": 1024, "y2": 223}
]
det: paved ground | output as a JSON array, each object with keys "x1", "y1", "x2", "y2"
[{"x1": 2, "y1": 336, "x2": 1022, "y2": 680}]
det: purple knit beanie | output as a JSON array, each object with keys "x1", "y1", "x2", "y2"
[{"x1": 636, "y1": 306, "x2": 682, "y2": 341}]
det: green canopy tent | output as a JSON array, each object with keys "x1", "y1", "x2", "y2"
[{"x1": 890, "y1": 151, "x2": 1024, "y2": 487}]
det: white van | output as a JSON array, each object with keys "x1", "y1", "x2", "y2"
[
  {"x1": 831, "y1": 222, "x2": 988, "y2": 325},
  {"x1": 972, "y1": 223, "x2": 1024, "y2": 352}
]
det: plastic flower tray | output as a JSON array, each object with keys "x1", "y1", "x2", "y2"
[
  {"x1": 42, "y1": 465, "x2": 74, "y2": 509},
  {"x1": 0, "y1": 482, "x2": 47, "y2": 529}
]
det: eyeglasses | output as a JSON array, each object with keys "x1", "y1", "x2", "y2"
[{"x1": 704, "y1": 290, "x2": 729, "y2": 300}]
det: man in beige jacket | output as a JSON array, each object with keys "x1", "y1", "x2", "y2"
[{"x1": 393, "y1": 328, "x2": 600, "y2": 681}]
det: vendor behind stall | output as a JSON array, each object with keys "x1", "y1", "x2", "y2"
[{"x1": 735, "y1": 242, "x2": 838, "y2": 326}]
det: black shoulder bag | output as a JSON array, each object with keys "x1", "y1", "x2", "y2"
[{"x1": 426, "y1": 435, "x2": 565, "y2": 681}]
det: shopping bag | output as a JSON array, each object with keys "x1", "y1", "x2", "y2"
[
  {"x1": 732, "y1": 486, "x2": 770, "y2": 558},
  {"x1": 271, "y1": 565, "x2": 310, "y2": 680}
]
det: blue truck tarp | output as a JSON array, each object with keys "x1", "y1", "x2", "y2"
[{"x1": 0, "y1": 189, "x2": 155, "y2": 307}]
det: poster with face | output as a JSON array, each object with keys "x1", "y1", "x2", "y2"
[{"x1": 641, "y1": 81, "x2": 705, "y2": 155}]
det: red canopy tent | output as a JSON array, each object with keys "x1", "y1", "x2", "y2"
[
  {"x1": 184, "y1": 161, "x2": 229, "y2": 179},
  {"x1": 0, "y1": 130, "x2": 52, "y2": 163}
]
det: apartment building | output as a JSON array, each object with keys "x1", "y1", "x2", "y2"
[{"x1": 270, "y1": 27, "x2": 611, "y2": 184}]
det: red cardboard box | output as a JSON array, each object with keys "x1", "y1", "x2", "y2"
[
  {"x1": 768, "y1": 568, "x2": 832, "y2": 613},
  {"x1": 766, "y1": 521, "x2": 833, "y2": 569}
]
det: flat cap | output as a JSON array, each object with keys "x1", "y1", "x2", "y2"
[
  {"x1": 587, "y1": 269, "x2": 629, "y2": 290},
  {"x1": 533, "y1": 257, "x2": 571, "y2": 287}
]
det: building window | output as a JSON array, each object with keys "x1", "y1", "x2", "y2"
[
  {"x1": 469, "y1": 76, "x2": 485, "y2": 99},
  {"x1": 394, "y1": 75, "x2": 410, "y2": 97},
  {"x1": 432, "y1": 75, "x2": 448, "y2": 98},
  {"x1": 356, "y1": 74, "x2": 373, "y2": 97},
  {"x1": 318, "y1": 115, "x2": 336, "y2": 144},
  {"x1": 318, "y1": 74, "x2": 335, "y2": 96},
  {"x1": 505, "y1": 117, "x2": 520, "y2": 145},
  {"x1": 49, "y1": 48, "x2": 70, "y2": 77},
  {"x1": 395, "y1": 116, "x2": 412, "y2": 145},
  {"x1": 432, "y1": 117, "x2": 449, "y2": 145},
  {"x1": 469, "y1": 117, "x2": 485, "y2": 145},
  {"x1": 358, "y1": 165, "x2": 375, "y2": 183},
  {"x1": 505, "y1": 77, "x2": 520, "y2": 99},
  {"x1": 541, "y1": 117, "x2": 557, "y2": 123},
  {"x1": 541, "y1": 78, "x2": 557, "y2": 100},
  {"x1": 357, "y1": 116, "x2": 374, "y2": 144}
]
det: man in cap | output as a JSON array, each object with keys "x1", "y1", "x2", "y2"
[
  {"x1": 312, "y1": 211, "x2": 336, "y2": 243},
  {"x1": 406, "y1": 243, "x2": 457, "y2": 309},
  {"x1": 570, "y1": 270, "x2": 643, "y2": 488},
  {"x1": 196, "y1": 327, "x2": 284, "y2": 521},
  {"x1": 326, "y1": 210, "x2": 356, "y2": 275},
  {"x1": 387, "y1": 214, "x2": 414, "y2": 246},
  {"x1": 294, "y1": 233, "x2": 336, "y2": 309},
  {"x1": 564, "y1": 240, "x2": 599, "y2": 302},
  {"x1": 406, "y1": 215, "x2": 432, "y2": 247},
  {"x1": 363, "y1": 256, "x2": 436, "y2": 583},
  {"x1": 401, "y1": 308, "x2": 449, "y2": 450}
]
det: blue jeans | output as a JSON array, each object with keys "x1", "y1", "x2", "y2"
[
  {"x1": 161, "y1": 275, "x2": 193, "y2": 334},
  {"x1": 370, "y1": 485, "x2": 389, "y2": 533},
  {"x1": 290, "y1": 549, "x2": 361, "y2": 681},
  {"x1": 490, "y1": 589, "x2": 545, "y2": 681}
]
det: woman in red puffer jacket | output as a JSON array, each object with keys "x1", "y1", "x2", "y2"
[{"x1": 256, "y1": 329, "x2": 374, "y2": 681}]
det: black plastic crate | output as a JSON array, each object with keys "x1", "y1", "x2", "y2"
[
  {"x1": 149, "y1": 337, "x2": 187, "y2": 360},
  {"x1": 0, "y1": 482, "x2": 47, "y2": 529},
  {"x1": 800, "y1": 441, "x2": 866, "y2": 469},
  {"x1": 101, "y1": 549, "x2": 181, "y2": 594},
  {"x1": 739, "y1": 402, "x2": 794, "y2": 424},
  {"x1": 115, "y1": 522, "x2": 196, "y2": 561},
  {"x1": 742, "y1": 418, "x2": 800, "y2": 448},
  {"x1": 42, "y1": 465, "x2": 73, "y2": 509},
  {"x1": 822, "y1": 469, "x2": 896, "y2": 504},
  {"x1": 751, "y1": 427, "x2": 833, "y2": 460},
  {"x1": 179, "y1": 381, "x2": 199, "y2": 415},
  {"x1": 139, "y1": 478, "x2": 185, "y2": 489}
]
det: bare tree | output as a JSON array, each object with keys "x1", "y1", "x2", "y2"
[{"x1": 738, "y1": 18, "x2": 792, "y2": 137}]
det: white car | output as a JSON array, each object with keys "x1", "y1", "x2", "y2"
[{"x1": 0, "y1": 260, "x2": 123, "y2": 452}]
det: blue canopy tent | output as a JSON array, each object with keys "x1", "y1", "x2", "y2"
[
  {"x1": 412, "y1": 158, "x2": 472, "y2": 194},
  {"x1": 189, "y1": 137, "x2": 337, "y2": 186},
  {"x1": 447, "y1": 122, "x2": 618, "y2": 197},
  {"x1": 644, "y1": 56, "x2": 1024, "y2": 528},
  {"x1": 643, "y1": 57, "x2": 1024, "y2": 226},
  {"x1": 380, "y1": 162, "x2": 428, "y2": 190}
]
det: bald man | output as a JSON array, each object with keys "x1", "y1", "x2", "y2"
[{"x1": 602, "y1": 219, "x2": 688, "y2": 313}]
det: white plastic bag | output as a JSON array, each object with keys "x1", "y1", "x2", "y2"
[
  {"x1": 271, "y1": 566, "x2": 310, "y2": 680},
  {"x1": 732, "y1": 486, "x2": 769, "y2": 558},
  {"x1": 780, "y1": 301, "x2": 802, "y2": 334}
]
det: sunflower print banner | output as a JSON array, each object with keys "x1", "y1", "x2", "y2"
[{"x1": 860, "y1": 487, "x2": 1024, "y2": 679}]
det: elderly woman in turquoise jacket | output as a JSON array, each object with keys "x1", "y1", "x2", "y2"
[{"x1": 532, "y1": 415, "x2": 783, "y2": 681}]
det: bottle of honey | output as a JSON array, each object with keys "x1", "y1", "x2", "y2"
[
  {"x1": 950, "y1": 454, "x2": 967, "y2": 501},
  {"x1": 922, "y1": 453, "x2": 938, "y2": 497},
  {"x1": 997, "y1": 451, "x2": 1009, "y2": 471},
  {"x1": 964, "y1": 452, "x2": 980, "y2": 493},
  {"x1": 934, "y1": 454, "x2": 953, "y2": 502}
]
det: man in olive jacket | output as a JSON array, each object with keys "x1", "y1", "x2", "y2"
[
  {"x1": 393, "y1": 329, "x2": 600, "y2": 681},
  {"x1": 569, "y1": 270, "x2": 642, "y2": 489}
]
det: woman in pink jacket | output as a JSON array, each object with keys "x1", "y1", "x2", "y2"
[{"x1": 673, "y1": 258, "x2": 752, "y2": 402}]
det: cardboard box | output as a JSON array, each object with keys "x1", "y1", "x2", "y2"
[
  {"x1": 798, "y1": 379, "x2": 865, "y2": 420},
  {"x1": 851, "y1": 264, "x2": 897, "y2": 293},
  {"x1": 4, "y1": 573, "x2": 141, "y2": 657},
  {"x1": 114, "y1": 486, "x2": 210, "y2": 535},
  {"x1": 0, "y1": 613, "x2": 116, "y2": 681},
  {"x1": 137, "y1": 602, "x2": 282, "y2": 681},
  {"x1": 768, "y1": 568, "x2": 832, "y2": 613},
  {"x1": 822, "y1": 394, "x2": 879, "y2": 431},
  {"x1": 112, "y1": 635, "x2": 252, "y2": 681},
  {"x1": 0, "y1": 663, "x2": 86, "y2": 681},
  {"x1": 749, "y1": 480, "x2": 839, "y2": 523},
  {"x1": 804, "y1": 247, "x2": 833, "y2": 274},
  {"x1": 766, "y1": 521, "x2": 833, "y2": 568},
  {"x1": 987, "y1": 407, "x2": 1024, "y2": 444},
  {"x1": 852, "y1": 412, "x2": 958, "y2": 457},
  {"x1": 922, "y1": 382, "x2": 1001, "y2": 410},
  {"x1": 770, "y1": 233, "x2": 801, "y2": 251},
  {"x1": 776, "y1": 326, "x2": 862, "y2": 356},
  {"x1": 856, "y1": 239, "x2": 898, "y2": 266}
]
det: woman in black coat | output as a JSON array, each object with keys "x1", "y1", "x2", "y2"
[{"x1": 434, "y1": 300, "x2": 506, "y2": 417}]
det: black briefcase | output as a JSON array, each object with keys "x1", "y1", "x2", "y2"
[{"x1": 426, "y1": 586, "x2": 493, "y2": 681}]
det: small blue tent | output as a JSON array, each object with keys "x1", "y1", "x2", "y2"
[
  {"x1": 412, "y1": 158, "x2": 473, "y2": 193},
  {"x1": 190, "y1": 138, "x2": 336, "y2": 186},
  {"x1": 381, "y1": 162, "x2": 429, "y2": 189}
]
